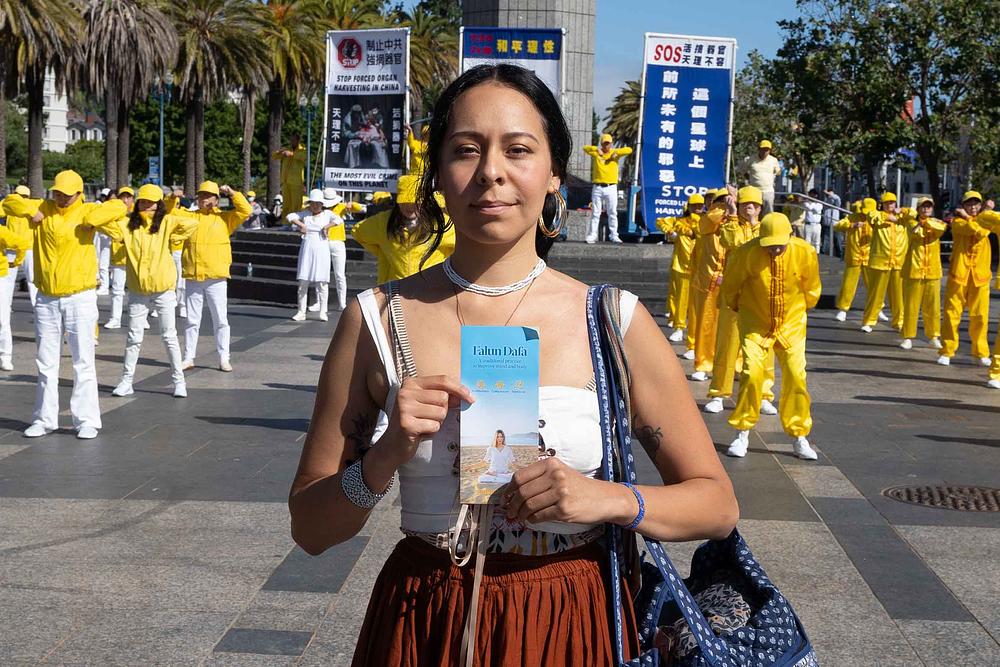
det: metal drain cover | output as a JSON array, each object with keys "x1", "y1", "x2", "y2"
[{"x1": 882, "y1": 485, "x2": 1000, "y2": 512}]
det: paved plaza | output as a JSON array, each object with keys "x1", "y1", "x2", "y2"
[{"x1": 1, "y1": 263, "x2": 999, "y2": 666}]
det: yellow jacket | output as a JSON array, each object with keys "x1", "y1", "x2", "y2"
[
  {"x1": 1, "y1": 195, "x2": 127, "y2": 297},
  {"x1": 92, "y1": 210, "x2": 199, "y2": 294},
  {"x1": 901, "y1": 213, "x2": 946, "y2": 280},
  {"x1": 582, "y1": 145, "x2": 633, "y2": 184},
  {"x1": 654, "y1": 216, "x2": 676, "y2": 235},
  {"x1": 722, "y1": 237, "x2": 822, "y2": 349},
  {"x1": 720, "y1": 217, "x2": 761, "y2": 252},
  {"x1": 782, "y1": 202, "x2": 806, "y2": 230},
  {"x1": 661, "y1": 214, "x2": 699, "y2": 275},
  {"x1": 327, "y1": 202, "x2": 366, "y2": 241},
  {"x1": 2, "y1": 197, "x2": 38, "y2": 267},
  {"x1": 0, "y1": 224, "x2": 31, "y2": 278},
  {"x1": 407, "y1": 133, "x2": 428, "y2": 175},
  {"x1": 867, "y1": 210, "x2": 909, "y2": 271},
  {"x1": 949, "y1": 211, "x2": 999, "y2": 287},
  {"x1": 691, "y1": 208, "x2": 732, "y2": 293},
  {"x1": 168, "y1": 192, "x2": 252, "y2": 280},
  {"x1": 351, "y1": 210, "x2": 456, "y2": 284},
  {"x1": 832, "y1": 213, "x2": 871, "y2": 267}
]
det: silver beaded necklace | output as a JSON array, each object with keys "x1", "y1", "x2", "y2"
[{"x1": 443, "y1": 257, "x2": 547, "y2": 296}]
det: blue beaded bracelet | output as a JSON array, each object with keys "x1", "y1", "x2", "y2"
[{"x1": 622, "y1": 482, "x2": 645, "y2": 530}]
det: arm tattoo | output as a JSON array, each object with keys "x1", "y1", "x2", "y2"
[
  {"x1": 345, "y1": 412, "x2": 378, "y2": 464},
  {"x1": 633, "y1": 421, "x2": 663, "y2": 466}
]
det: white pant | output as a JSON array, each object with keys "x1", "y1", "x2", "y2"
[
  {"x1": 123, "y1": 291, "x2": 183, "y2": 385},
  {"x1": 588, "y1": 183, "x2": 619, "y2": 241},
  {"x1": 184, "y1": 278, "x2": 230, "y2": 364},
  {"x1": 299, "y1": 280, "x2": 328, "y2": 315},
  {"x1": 0, "y1": 267, "x2": 17, "y2": 364},
  {"x1": 108, "y1": 265, "x2": 127, "y2": 323},
  {"x1": 172, "y1": 250, "x2": 185, "y2": 310},
  {"x1": 95, "y1": 234, "x2": 111, "y2": 291},
  {"x1": 33, "y1": 289, "x2": 101, "y2": 431},
  {"x1": 18, "y1": 249, "x2": 38, "y2": 306},
  {"x1": 804, "y1": 223, "x2": 821, "y2": 253},
  {"x1": 328, "y1": 240, "x2": 347, "y2": 309}
]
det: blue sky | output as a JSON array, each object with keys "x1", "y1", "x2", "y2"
[{"x1": 593, "y1": 0, "x2": 801, "y2": 117}]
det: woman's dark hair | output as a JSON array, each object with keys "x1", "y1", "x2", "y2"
[
  {"x1": 128, "y1": 200, "x2": 166, "y2": 234},
  {"x1": 384, "y1": 203, "x2": 412, "y2": 244},
  {"x1": 417, "y1": 64, "x2": 572, "y2": 263}
]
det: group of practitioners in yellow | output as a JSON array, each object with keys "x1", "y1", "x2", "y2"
[
  {"x1": 832, "y1": 190, "x2": 1000, "y2": 387},
  {"x1": 657, "y1": 183, "x2": 822, "y2": 460},
  {"x1": 658, "y1": 171, "x2": 1000, "y2": 463},
  {"x1": 0, "y1": 171, "x2": 252, "y2": 439}
]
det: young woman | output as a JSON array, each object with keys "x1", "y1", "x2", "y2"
[
  {"x1": 287, "y1": 189, "x2": 339, "y2": 322},
  {"x1": 289, "y1": 65, "x2": 737, "y2": 666},
  {"x1": 92, "y1": 184, "x2": 198, "y2": 398},
  {"x1": 103, "y1": 186, "x2": 135, "y2": 329},
  {"x1": 167, "y1": 182, "x2": 251, "y2": 372},
  {"x1": 350, "y1": 174, "x2": 456, "y2": 283},
  {"x1": 2, "y1": 170, "x2": 126, "y2": 439},
  {"x1": 482, "y1": 429, "x2": 514, "y2": 477}
]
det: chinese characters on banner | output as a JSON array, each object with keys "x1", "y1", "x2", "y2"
[
  {"x1": 324, "y1": 28, "x2": 409, "y2": 191},
  {"x1": 637, "y1": 34, "x2": 736, "y2": 228},
  {"x1": 460, "y1": 28, "x2": 563, "y2": 99}
]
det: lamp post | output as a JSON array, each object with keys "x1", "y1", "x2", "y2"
[
  {"x1": 153, "y1": 73, "x2": 174, "y2": 186},
  {"x1": 300, "y1": 94, "x2": 320, "y2": 189}
]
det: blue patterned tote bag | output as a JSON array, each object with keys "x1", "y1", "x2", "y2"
[{"x1": 585, "y1": 285, "x2": 818, "y2": 667}]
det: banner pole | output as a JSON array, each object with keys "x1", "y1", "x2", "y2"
[{"x1": 630, "y1": 33, "x2": 650, "y2": 230}]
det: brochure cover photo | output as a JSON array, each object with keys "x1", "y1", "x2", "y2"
[{"x1": 459, "y1": 326, "x2": 540, "y2": 504}]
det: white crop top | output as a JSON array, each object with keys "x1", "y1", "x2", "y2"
[{"x1": 358, "y1": 286, "x2": 639, "y2": 535}]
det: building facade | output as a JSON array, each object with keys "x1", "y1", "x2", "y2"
[{"x1": 41, "y1": 70, "x2": 70, "y2": 153}]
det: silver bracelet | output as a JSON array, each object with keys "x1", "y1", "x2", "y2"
[{"x1": 341, "y1": 458, "x2": 394, "y2": 509}]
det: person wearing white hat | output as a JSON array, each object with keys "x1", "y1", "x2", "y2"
[
  {"x1": 287, "y1": 189, "x2": 340, "y2": 321},
  {"x1": 322, "y1": 187, "x2": 357, "y2": 312}
]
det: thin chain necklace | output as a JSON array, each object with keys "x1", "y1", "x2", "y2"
[
  {"x1": 453, "y1": 278, "x2": 536, "y2": 327},
  {"x1": 443, "y1": 257, "x2": 546, "y2": 296}
]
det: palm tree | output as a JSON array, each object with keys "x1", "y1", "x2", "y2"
[
  {"x1": 0, "y1": 0, "x2": 81, "y2": 193},
  {"x1": 326, "y1": 0, "x2": 383, "y2": 30},
  {"x1": 604, "y1": 79, "x2": 641, "y2": 178},
  {"x1": 166, "y1": 0, "x2": 268, "y2": 194},
  {"x1": 77, "y1": 0, "x2": 177, "y2": 189},
  {"x1": 399, "y1": 6, "x2": 458, "y2": 117},
  {"x1": 260, "y1": 0, "x2": 330, "y2": 206}
]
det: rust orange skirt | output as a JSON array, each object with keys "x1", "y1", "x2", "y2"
[{"x1": 352, "y1": 536, "x2": 639, "y2": 666}]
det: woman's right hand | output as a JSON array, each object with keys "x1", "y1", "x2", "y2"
[{"x1": 381, "y1": 375, "x2": 473, "y2": 465}]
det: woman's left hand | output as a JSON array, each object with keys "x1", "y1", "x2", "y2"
[{"x1": 502, "y1": 457, "x2": 628, "y2": 525}]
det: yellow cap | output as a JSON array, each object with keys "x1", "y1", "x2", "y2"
[
  {"x1": 396, "y1": 175, "x2": 420, "y2": 204},
  {"x1": 688, "y1": 193, "x2": 705, "y2": 206},
  {"x1": 759, "y1": 212, "x2": 792, "y2": 247},
  {"x1": 117, "y1": 186, "x2": 134, "y2": 197},
  {"x1": 759, "y1": 139, "x2": 772, "y2": 149},
  {"x1": 247, "y1": 190, "x2": 256, "y2": 198},
  {"x1": 372, "y1": 191, "x2": 391, "y2": 203},
  {"x1": 916, "y1": 196, "x2": 934, "y2": 207},
  {"x1": 600, "y1": 133, "x2": 613, "y2": 144},
  {"x1": 136, "y1": 183, "x2": 164, "y2": 202},
  {"x1": 51, "y1": 170, "x2": 84, "y2": 196},
  {"x1": 962, "y1": 190, "x2": 982, "y2": 203},
  {"x1": 737, "y1": 186, "x2": 763, "y2": 206},
  {"x1": 880, "y1": 192, "x2": 897, "y2": 203},
  {"x1": 14, "y1": 185, "x2": 30, "y2": 196},
  {"x1": 197, "y1": 181, "x2": 220, "y2": 196},
  {"x1": 850, "y1": 200, "x2": 862, "y2": 213}
]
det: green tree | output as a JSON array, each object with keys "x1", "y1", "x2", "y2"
[
  {"x1": 76, "y1": 0, "x2": 177, "y2": 189},
  {"x1": 166, "y1": 0, "x2": 269, "y2": 195},
  {"x1": 0, "y1": 0, "x2": 82, "y2": 193},
  {"x1": 43, "y1": 139, "x2": 104, "y2": 183},
  {"x1": 261, "y1": 0, "x2": 330, "y2": 205},
  {"x1": 3, "y1": 101, "x2": 28, "y2": 186},
  {"x1": 397, "y1": 6, "x2": 458, "y2": 117}
]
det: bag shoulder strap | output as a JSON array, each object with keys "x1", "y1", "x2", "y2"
[{"x1": 385, "y1": 281, "x2": 418, "y2": 379}]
